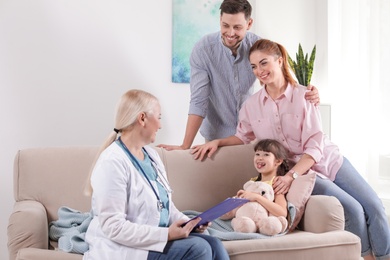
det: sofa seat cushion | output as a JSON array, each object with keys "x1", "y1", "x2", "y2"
[
  {"x1": 18, "y1": 232, "x2": 359, "y2": 260},
  {"x1": 222, "y1": 230, "x2": 361, "y2": 260},
  {"x1": 16, "y1": 248, "x2": 83, "y2": 260}
]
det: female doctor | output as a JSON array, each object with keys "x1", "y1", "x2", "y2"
[{"x1": 83, "y1": 89, "x2": 228, "y2": 260}]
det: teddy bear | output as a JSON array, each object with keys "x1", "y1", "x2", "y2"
[{"x1": 221, "y1": 180, "x2": 288, "y2": 236}]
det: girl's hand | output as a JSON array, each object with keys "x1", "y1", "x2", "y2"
[
  {"x1": 168, "y1": 218, "x2": 201, "y2": 241},
  {"x1": 236, "y1": 190, "x2": 258, "y2": 201},
  {"x1": 272, "y1": 175, "x2": 293, "y2": 195}
]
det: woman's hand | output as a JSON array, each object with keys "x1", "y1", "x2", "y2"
[
  {"x1": 168, "y1": 218, "x2": 202, "y2": 241},
  {"x1": 272, "y1": 175, "x2": 293, "y2": 195},
  {"x1": 191, "y1": 140, "x2": 219, "y2": 160}
]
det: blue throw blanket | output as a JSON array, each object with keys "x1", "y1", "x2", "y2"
[
  {"x1": 183, "y1": 202, "x2": 296, "y2": 240},
  {"x1": 49, "y1": 206, "x2": 92, "y2": 254},
  {"x1": 48, "y1": 202, "x2": 295, "y2": 254}
]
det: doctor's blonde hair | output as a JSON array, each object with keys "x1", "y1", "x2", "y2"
[{"x1": 84, "y1": 89, "x2": 159, "y2": 196}]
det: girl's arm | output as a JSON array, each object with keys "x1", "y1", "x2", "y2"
[{"x1": 237, "y1": 190, "x2": 288, "y2": 217}]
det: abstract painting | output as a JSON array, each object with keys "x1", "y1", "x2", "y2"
[{"x1": 172, "y1": 0, "x2": 222, "y2": 83}]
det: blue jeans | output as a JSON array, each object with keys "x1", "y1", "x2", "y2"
[
  {"x1": 147, "y1": 233, "x2": 229, "y2": 260},
  {"x1": 312, "y1": 157, "x2": 390, "y2": 259}
]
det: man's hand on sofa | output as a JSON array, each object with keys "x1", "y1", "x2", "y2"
[
  {"x1": 157, "y1": 144, "x2": 187, "y2": 151},
  {"x1": 191, "y1": 140, "x2": 219, "y2": 160}
]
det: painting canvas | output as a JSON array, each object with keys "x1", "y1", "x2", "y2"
[{"x1": 172, "y1": 0, "x2": 222, "y2": 83}]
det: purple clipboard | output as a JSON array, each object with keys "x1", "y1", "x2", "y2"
[{"x1": 183, "y1": 197, "x2": 249, "y2": 227}]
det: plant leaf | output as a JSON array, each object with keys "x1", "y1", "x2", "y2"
[
  {"x1": 288, "y1": 55, "x2": 296, "y2": 74},
  {"x1": 287, "y1": 43, "x2": 316, "y2": 86},
  {"x1": 307, "y1": 45, "x2": 316, "y2": 85},
  {"x1": 298, "y1": 44, "x2": 305, "y2": 85}
]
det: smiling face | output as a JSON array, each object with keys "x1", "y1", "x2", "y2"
[
  {"x1": 249, "y1": 50, "x2": 283, "y2": 86},
  {"x1": 220, "y1": 12, "x2": 252, "y2": 51},
  {"x1": 253, "y1": 150, "x2": 282, "y2": 177}
]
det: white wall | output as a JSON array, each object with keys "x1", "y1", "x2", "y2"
[{"x1": 0, "y1": 0, "x2": 326, "y2": 258}]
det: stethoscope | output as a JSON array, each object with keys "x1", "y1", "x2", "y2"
[{"x1": 117, "y1": 137, "x2": 172, "y2": 212}]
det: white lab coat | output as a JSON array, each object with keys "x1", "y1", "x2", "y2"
[{"x1": 83, "y1": 143, "x2": 188, "y2": 260}]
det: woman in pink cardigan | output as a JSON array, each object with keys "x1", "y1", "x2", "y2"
[{"x1": 191, "y1": 39, "x2": 390, "y2": 260}]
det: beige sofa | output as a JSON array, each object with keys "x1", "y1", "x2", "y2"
[{"x1": 8, "y1": 144, "x2": 361, "y2": 260}]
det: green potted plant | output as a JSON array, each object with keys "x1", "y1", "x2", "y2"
[{"x1": 288, "y1": 44, "x2": 316, "y2": 86}]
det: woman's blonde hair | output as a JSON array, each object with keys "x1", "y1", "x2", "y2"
[{"x1": 84, "y1": 89, "x2": 159, "y2": 196}]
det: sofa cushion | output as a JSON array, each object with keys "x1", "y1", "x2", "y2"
[
  {"x1": 17, "y1": 248, "x2": 83, "y2": 260},
  {"x1": 286, "y1": 171, "x2": 316, "y2": 232},
  {"x1": 223, "y1": 230, "x2": 360, "y2": 260}
]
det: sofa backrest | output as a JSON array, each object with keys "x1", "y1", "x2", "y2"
[
  {"x1": 155, "y1": 144, "x2": 256, "y2": 212},
  {"x1": 13, "y1": 144, "x2": 257, "y2": 222}
]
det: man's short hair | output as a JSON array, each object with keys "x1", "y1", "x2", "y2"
[{"x1": 220, "y1": 0, "x2": 252, "y2": 20}]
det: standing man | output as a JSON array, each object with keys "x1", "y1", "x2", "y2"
[{"x1": 159, "y1": 0, "x2": 318, "y2": 150}]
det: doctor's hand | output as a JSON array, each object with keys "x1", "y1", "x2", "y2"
[
  {"x1": 193, "y1": 222, "x2": 211, "y2": 233},
  {"x1": 168, "y1": 218, "x2": 202, "y2": 241}
]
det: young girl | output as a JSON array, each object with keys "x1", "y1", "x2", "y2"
[{"x1": 237, "y1": 139, "x2": 289, "y2": 219}]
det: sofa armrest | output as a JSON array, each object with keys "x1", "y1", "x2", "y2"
[
  {"x1": 300, "y1": 195, "x2": 345, "y2": 233},
  {"x1": 8, "y1": 200, "x2": 49, "y2": 260}
]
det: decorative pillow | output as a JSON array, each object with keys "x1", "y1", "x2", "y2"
[{"x1": 286, "y1": 171, "x2": 316, "y2": 232}]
